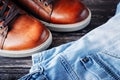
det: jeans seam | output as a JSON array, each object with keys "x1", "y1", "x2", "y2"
[
  {"x1": 80, "y1": 57, "x2": 101, "y2": 80},
  {"x1": 32, "y1": 53, "x2": 43, "y2": 65},
  {"x1": 100, "y1": 50, "x2": 120, "y2": 59},
  {"x1": 91, "y1": 54, "x2": 120, "y2": 80},
  {"x1": 59, "y1": 55, "x2": 80, "y2": 80}
]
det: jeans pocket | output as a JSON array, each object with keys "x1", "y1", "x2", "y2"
[{"x1": 80, "y1": 56, "x2": 114, "y2": 80}]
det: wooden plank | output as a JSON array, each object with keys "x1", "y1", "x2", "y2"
[{"x1": 0, "y1": 0, "x2": 119, "y2": 80}]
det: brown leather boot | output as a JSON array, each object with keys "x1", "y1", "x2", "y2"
[
  {"x1": 14, "y1": 0, "x2": 91, "y2": 32},
  {"x1": 0, "y1": 0, "x2": 52, "y2": 57}
]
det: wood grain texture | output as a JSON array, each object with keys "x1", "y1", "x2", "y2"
[{"x1": 0, "y1": 0, "x2": 119, "y2": 80}]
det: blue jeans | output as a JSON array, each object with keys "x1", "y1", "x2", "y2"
[{"x1": 19, "y1": 2, "x2": 120, "y2": 80}]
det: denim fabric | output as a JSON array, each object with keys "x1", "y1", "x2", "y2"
[
  {"x1": 116, "y1": 2, "x2": 120, "y2": 14},
  {"x1": 19, "y1": 3, "x2": 120, "y2": 80}
]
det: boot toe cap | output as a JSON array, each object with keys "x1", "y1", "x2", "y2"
[{"x1": 51, "y1": 0, "x2": 90, "y2": 24}]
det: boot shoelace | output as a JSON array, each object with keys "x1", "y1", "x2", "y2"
[{"x1": 0, "y1": 0, "x2": 20, "y2": 49}]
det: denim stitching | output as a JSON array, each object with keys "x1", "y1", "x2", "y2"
[
  {"x1": 97, "y1": 32, "x2": 120, "y2": 58},
  {"x1": 101, "y1": 51, "x2": 120, "y2": 59},
  {"x1": 91, "y1": 54, "x2": 120, "y2": 80},
  {"x1": 59, "y1": 55, "x2": 80, "y2": 80},
  {"x1": 80, "y1": 57, "x2": 101, "y2": 80}
]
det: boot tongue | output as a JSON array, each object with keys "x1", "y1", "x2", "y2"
[{"x1": 0, "y1": 0, "x2": 20, "y2": 49}]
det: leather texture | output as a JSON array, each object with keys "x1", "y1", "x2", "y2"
[
  {"x1": 14, "y1": 0, "x2": 89, "y2": 24},
  {"x1": 0, "y1": 0, "x2": 49, "y2": 50}
]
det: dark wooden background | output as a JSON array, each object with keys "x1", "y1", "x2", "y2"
[{"x1": 0, "y1": 0, "x2": 119, "y2": 80}]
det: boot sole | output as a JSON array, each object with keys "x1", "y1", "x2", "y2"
[
  {"x1": 41, "y1": 8, "x2": 91, "y2": 32},
  {"x1": 0, "y1": 29, "x2": 52, "y2": 57}
]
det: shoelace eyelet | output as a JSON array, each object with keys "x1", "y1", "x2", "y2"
[
  {"x1": 39, "y1": 0, "x2": 43, "y2": 2},
  {"x1": 0, "y1": 25, "x2": 4, "y2": 29},
  {"x1": 44, "y1": 2, "x2": 49, "y2": 6}
]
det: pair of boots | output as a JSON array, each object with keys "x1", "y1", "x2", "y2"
[{"x1": 0, "y1": 0, "x2": 91, "y2": 57}]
